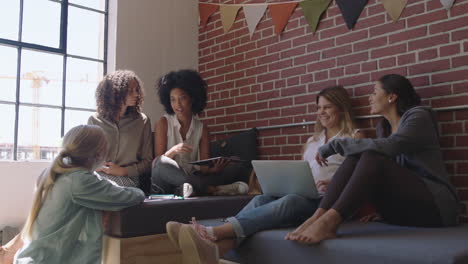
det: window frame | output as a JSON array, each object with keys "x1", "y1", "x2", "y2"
[{"x1": 0, "y1": 0, "x2": 109, "y2": 161}]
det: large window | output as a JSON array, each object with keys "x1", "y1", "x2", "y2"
[{"x1": 0, "y1": 0, "x2": 108, "y2": 161}]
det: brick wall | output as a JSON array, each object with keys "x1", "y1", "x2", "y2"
[{"x1": 198, "y1": 0, "x2": 468, "y2": 219}]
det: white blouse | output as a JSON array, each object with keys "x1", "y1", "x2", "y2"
[
  {"x1": 164, "y1": 114, "x2": 204, "y2": 174},
  {"x1": 303, "y1": 130, "x2": 357, "y2": 187}
]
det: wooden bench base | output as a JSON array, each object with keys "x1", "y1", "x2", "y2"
[
  {"x1": 102, "y1": 233, "x2": 239, "y2": 264},
  {"x1": 102, "y1": 233, "x2": 182, "y2": 264}
]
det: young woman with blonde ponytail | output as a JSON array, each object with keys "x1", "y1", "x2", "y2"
[{"x1": 4, "y1": 125, "x2": 145, "y2": 264}]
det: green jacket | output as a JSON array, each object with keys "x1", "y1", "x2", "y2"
[{"x1": 15, "y1": 170, "x2": 145, "y2": 264}]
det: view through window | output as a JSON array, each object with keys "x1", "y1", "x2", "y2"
[{"x1": 0, "y1": 0, "x2": 107, "y2": 161}]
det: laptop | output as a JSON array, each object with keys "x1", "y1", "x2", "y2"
[{"x1": 251, "y1": 160, "x2": 319, "y2": 199}]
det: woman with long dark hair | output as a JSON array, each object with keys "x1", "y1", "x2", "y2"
[{"x1": 287, "y1": 74, "x2": 460, "y2": 244}]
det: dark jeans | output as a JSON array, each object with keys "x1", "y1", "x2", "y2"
[
  {"x1": 320, "y1": 151, "x2": 443, "y2": 227},
  {"x1": 151, "y1": 155, "x2": 250, "y2": 195}
]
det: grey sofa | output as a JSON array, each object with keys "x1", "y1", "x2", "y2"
[
  {"x1": 105, "y1": 195, "x2": 468, "y2": 264},
  {"x1": 200, "y1": 219, "x2": 468, "y2": 264}
]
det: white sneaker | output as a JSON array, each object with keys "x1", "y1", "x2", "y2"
[
  {"x1": 175, "y1": 183, "x2": 194, "y2": 198},
  {"x1": 213, "y1": 181, "x2": 249, "y2": 196}
]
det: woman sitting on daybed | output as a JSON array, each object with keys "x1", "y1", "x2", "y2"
[
  {"x1": 287, "y1": 74, "x2": 460, "y2": 244},
  {"x1": 165, "y1": 85, "x2": 363, "y2": 264},
  {"x1": 151, "y1": 69, "x2": 250, "y2": 198}
]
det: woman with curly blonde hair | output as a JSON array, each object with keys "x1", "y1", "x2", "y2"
[{"x1": 88, "y1": 70, "x2": 153, "y2": 188}]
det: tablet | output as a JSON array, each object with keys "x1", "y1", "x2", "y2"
[{"x1": 188, "y1": 157, "x2": 246, "y2": 166}]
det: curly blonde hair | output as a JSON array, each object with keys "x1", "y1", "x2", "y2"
[{"x1": 95, "y1": 70, "x2": 144, "y2": 122}]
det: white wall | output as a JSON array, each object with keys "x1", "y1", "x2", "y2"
[
  {"x1": 0, "y1": 161, "x2": 48, "y2": 230},
  {"x1": 0, "y1": 0, "x2": 198, "y2": 230},
  {"x1": 111, "y1": 0, "x2": 199, "y2": 126}
]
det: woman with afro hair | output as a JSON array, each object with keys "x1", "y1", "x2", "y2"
[
  {"x1": 151, "y1": 69, "x2": 249, "y2": 197},
  {"x1": 88, "y1": 70, "x2": 153, "y2": 188}
]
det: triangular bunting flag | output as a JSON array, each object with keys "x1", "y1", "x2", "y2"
[
  {"x1": 382, "y1": 0, "x2": 407, "y2": 23},
  {"x1": 336, "y1": 0, "x2": 368, "y2": 30},
  {"x1": 199, "y1": 3, "x2": 219, "y2": 27},
  {"x1": 244, "y1": 4, "x2": 268, "y2": 37},
  {"x1": 269, "y1": 2, "x2": 298, "y2": 35},
  {"x1": 440, "y1": 0, "x2": 456, "y2": 10},
  {"x1": 220, "y1": 4, "x2": 242, "y2": 33},
  {"x1": 299, "y1": 0, "x2": 331, "y2": 34}
]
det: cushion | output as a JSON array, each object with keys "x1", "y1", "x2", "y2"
[
  {"x1": 210, "y1": 128, "x2": 258, "y2": 168},
  {"x1": 104, "y1": 195, "x2": 254, "y2": 238},
  {"x1": 198, "y1": 220, "x2": 468, "y2": 264}
]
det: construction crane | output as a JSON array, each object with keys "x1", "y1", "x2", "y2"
[{"x1": 23, "y1": 71, "x2": 49, "y2": 159}]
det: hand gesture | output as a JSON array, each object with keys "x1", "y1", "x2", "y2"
[
  {"x1": 316, "y1": 179, "x2": 330, "y2": 193},
  {"x1": 96, "y1": 162, "x2": 128, "y2": 176},
  {"x1": 165, "y1": 143, "x2": 193, "y2": 159},
  {"x1": 315, "y1": 152, "x2": 328, "y2": 167},
  {"x1": 359, "y1": 213, "x2": 383, "y2": 223},
  {"x1": 211, "y1": 158, "x2": 230, "y2": 174}
]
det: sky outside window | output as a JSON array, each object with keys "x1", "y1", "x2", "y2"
[
  {"x1": 0, "y1": 45, "x2": 18, "y2": 102},
  {"x1": 0, "y1": 1, "x2": 20, "y2": 40},
  {"x1": 22, "y1": 0, "x2": 61, "y2": 48},
  {"x1": 0, "y1": 0, "x2": 107, "y2": 161}
]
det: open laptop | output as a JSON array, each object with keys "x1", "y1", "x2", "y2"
[{"x1": 251, "y1": 160, "x2": 319, "y2": 199}]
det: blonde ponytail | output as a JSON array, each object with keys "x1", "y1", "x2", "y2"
[{"x1": 21, "y1": 125, "x2": 108, "y2": 241}]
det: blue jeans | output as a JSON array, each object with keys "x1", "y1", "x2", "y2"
[{"x1": 227, "y1": 194, "x2": 321, "y2": 242}]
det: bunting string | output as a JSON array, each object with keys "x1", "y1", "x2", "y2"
[{"x1": 199, "y1": 0, "x2": 457, "y2": 36}]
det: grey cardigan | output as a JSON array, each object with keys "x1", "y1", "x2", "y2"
[
  {"x1": 319, "y1": 106, "x2": 460, "y2": 226},
  {"x1": 88, "y1": 112, "x2": 153, "y2": 187}
]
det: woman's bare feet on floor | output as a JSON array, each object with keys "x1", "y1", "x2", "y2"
[
  {"x1": 290, "y1": 209, "x2": 341, "y2": 245},
  {"x1": 285, "y1": 208, "x2": 326, "y2": 240}
]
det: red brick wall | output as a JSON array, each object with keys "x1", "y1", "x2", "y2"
[{"x1": 198, "y1": 0, "x2": 468, "y2": 219}]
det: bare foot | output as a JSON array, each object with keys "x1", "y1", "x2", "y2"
[
  {"x1": 0, "y1": 246, "x2": 16, "y2": 264},
  {"x1": 285, "y1": 208, "x2": 326, "y2": 240},
  {"x1": 216, "y1": 239, "x2": 236, "y2": 257},
  {"x1": 178, "y1": 225, "x2": 219, "y2": 264},
  {"x1": 290, "y1": 209, "x2": 341, "y2": 245},
  {"x1": 0, "y1": 247, "x2": 5, "y2": 264}
]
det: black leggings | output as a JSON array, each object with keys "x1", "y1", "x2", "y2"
[{"x1": 320, "y1": 151, "x2": 443, "y2": 227}]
